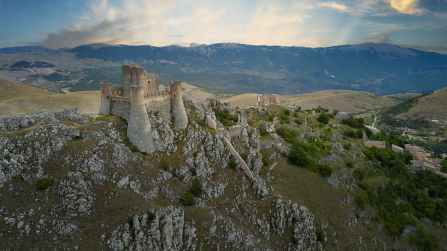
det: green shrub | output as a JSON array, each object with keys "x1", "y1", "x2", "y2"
[
  {"x1": 317, "y1": 165, "x2": 333, "y2": 177},
  {"x1": 36, "y1": 178, "x2": 54, "y2": 190},
  {"x1": 353, "y1": 168, "x2": 366, "y2": 181},
  {"x1": 180, "y1": 192, "x2": 194, "y2": 206},
  {"x1": 441, "y1": 159, "x2": 447, "y2": 173},
  {"x1": 317, "y1": 113, "x2": 331, "y2": 125},
  {"x1": 346, "y1": 161, "x2": 354, "y2": 169},
  {"x1": 360, "y1": 146, "x2": 447, "y2": 244},
  {"x1": 215, "y1": 110, "x2": 237, "y2": 127},
  {"x1": 227, "y1": 157, "x2": 238, "y2": 170},
  {"x1": 342, "y1": 117, "x2": 365, "y2": 129},
  {"x1": 279, "y1": 109, "x2": 290, "y2": 124},
  {"x1": 354, "y1": 190, "x2": 369, "y2": 209},
  {"x1": 276, "y1": 126, "x2": 298, "y2": 143},
  {"x1": 343, "y1": 143, "x2": 352, "y2": 150},
  {"x1": 288, "y1": 141, "x2": 320, "y2": 167},
  {"x1": 259, "y1": 126, "x2": 269, "y2": 137},
  {"x1": 190, "y1": 178, "x2": 203, "y2": 197},
  {"x1": 409, "y1": 226, "x2": 438, "y2": 251},
  {"x1": 343, "y1": 129, "x2": 363, "y2": 139}
]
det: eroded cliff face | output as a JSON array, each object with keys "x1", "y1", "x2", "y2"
[{"x1": 0, "y1": 107, "x2": 323, "y2": 250}]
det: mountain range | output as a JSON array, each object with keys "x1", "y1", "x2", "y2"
[{"x1": 1, "y1": 43, "x2": 447, "y2": 94}]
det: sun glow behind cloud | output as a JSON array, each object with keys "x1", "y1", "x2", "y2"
[{"x1": 388, "y1": 0, "x2": 422, "y2": 15}]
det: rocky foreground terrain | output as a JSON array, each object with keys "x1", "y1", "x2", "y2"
[{"x1": 1, "y1": 99, "x2": 446, "y2": 250}]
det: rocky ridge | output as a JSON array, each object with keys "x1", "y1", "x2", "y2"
[{"x1": 0, "y1": 105, "x2": 324, "y2": 250}]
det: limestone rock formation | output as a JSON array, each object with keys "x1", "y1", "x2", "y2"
[
  {"x1": 107, "y1": 207, "x2": 197, "y2": 251},
  {"x1": 205, "y1": 111, "x2": 217, "y2": 130}
]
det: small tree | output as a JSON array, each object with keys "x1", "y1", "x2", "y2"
[
  {"x1": 441, "y1": 158, "x2": 447, "y2": 173},
  {"x1": 190, "y1": 178, "x2": 203, "y2": 197},
  {"x1": 180, "y1": 192, "x2": 194, "y2": 206},
  {"x1": 317, "y1": 113, "x2": 331, "y2": 125}
]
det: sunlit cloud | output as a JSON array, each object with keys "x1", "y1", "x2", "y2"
[{"x1": 387, "y1": 0, "x2": 423, "y2": 15}]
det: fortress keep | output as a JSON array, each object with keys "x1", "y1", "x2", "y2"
[{"x1": 100, "y1": 64, "x2": 188, "y2": 153}]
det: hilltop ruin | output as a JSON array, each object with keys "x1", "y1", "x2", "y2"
[{"x1": 99, "y1": 64, "x2": 188, "y2": 153}]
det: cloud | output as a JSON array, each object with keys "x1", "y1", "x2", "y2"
[
  {"x1": 43, "y1": 0, "x2": 177, "y2": 48},
  {"x1": 42, "y1": 0, "x2": 329, "y2": 48},
  {"x1": 40, "y1": 0, "x2": 445, "y2": 49},
  {"x1": 318, "y1": 2, "x2": 349, "y2": 12},
  {"x1": 387, "y1": 0, "x2": 423, "y2": 14}
]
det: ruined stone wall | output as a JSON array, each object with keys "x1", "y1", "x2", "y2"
[
  {"x1": 257, "y1": 94, "x2": 280, "y2": 107},
  {"x1": 145, "y1": 97, "x2": 171, "y2": 121},
  {"x1": 110, "y1": 98, "x2": 130, "y2": 121},
  {"x1": 99, "y1": 84, "x2": 113, "y2": 115}
]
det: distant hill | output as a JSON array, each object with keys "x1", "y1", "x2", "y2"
[
  {"x1": 67, "y1": 43, "x2": 447, "y2": 94},
  {"x1": 9, "y1": 60, "x2": 55, "y2": 69},
  {"x1": 0, "y1": 79, "x2": 100, "y2": 117},
  {"x1": 224, "y1": 90, "x2": 399, "y2": 113},
  {"x1": 393, "y1": 87, "x2": 447, "y2": 121}
]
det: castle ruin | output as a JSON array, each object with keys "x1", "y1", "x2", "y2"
[
  {"x1": 100, "y1": 64, "x2": 188, "y2": 153},
  {"x1": 256, "y1": 94, "x2": 280, "y2": 107}
]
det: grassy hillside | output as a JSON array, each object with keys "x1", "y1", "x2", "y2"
[
  {"x1": 0, "y1": 79, "x2": 100, "y2": 117},
  {"x1": 396, "y1": 87, "x2": 447, "y2": 121}
]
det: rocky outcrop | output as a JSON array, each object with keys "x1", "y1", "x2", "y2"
[
  {"x1": 0, "y1": 110, "x2": 82, "y2": 187},
  {"x1": 107, "y1": 207, "x2": 197, "y2": 251},
  {"x1": 0, "y1": 109, "x2": 326, "y2": 250},
  {"x1": 271, "y1": 199, "x2": 322, "y2": 251},
  {"x1": 58, "y1": 171, "x2": 95, "y2": 217}
]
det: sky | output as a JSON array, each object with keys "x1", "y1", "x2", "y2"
[{"x1": 0, "y1": 0, "x2": 446, "y2": 52}]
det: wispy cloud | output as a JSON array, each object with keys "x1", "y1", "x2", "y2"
[{"x1": 318, "y1": 2, "x2": 349, "y2": 12}]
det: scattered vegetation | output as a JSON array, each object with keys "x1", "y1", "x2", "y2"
[
  {"x1": 343, "y1": 129, "x2": 363, "y2": 139},
  {"x1": 408, "y1": 226, "x2": 439, "y2": 251},
  {"x1": 341, "y1": 117, "x2": 365, "y2": 129},
  {"x1": 227, "y1": 157, "x2": 238, "y2": 170},
  {"x1": 276, "y1": 126, "x2": 298, "y2": 143},
  {"x1": 190, "y1": 178, "x2": 203, "y2": 197},
  {"x1": 215, "y1": 110, "x2": 238, "y2": 127},
  {"x1": 279, "y1": 109, "x2": 290, "y2": 124},
  {"x1": 317, "y1": 113, "x2": 332, "y2": 125},
  {"x1": 441, "y1": 158, "x2": 447, "y2": 173},
  {"x1": 369, "y1": 131, "x2": 409, "y2": 147},
  {"x1": 316, "y1": 165, "x2": 333, "y2": 177},
  {"x1": 355, "y1": 147, "x2": 447, "y2": 249},
  {"x1": 35, "y1": 177, "x2": 54, "y2": 190},
  {"x1": 288, "y1": 140, "x2": 328, "y2": 172},
  {"x1": 180, "y1": 178, "x2": 203, "y2": 206},
  {"x1": 180, "y1": 192, "x2": 194, "y2": 206}
]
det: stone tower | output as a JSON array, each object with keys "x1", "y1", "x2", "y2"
[
  {"x1": 99, "y1": 83, "x2": 112, "y2": 115},
  {"x1": 170, "y1": 81, "x2": 188, "y2": 130},
  {"x1": 121, "y1": 65, "x2": 132, "y2": 97},
  {"x1": 127, "y1": 66, "x2": 156, "y2": 153}
]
